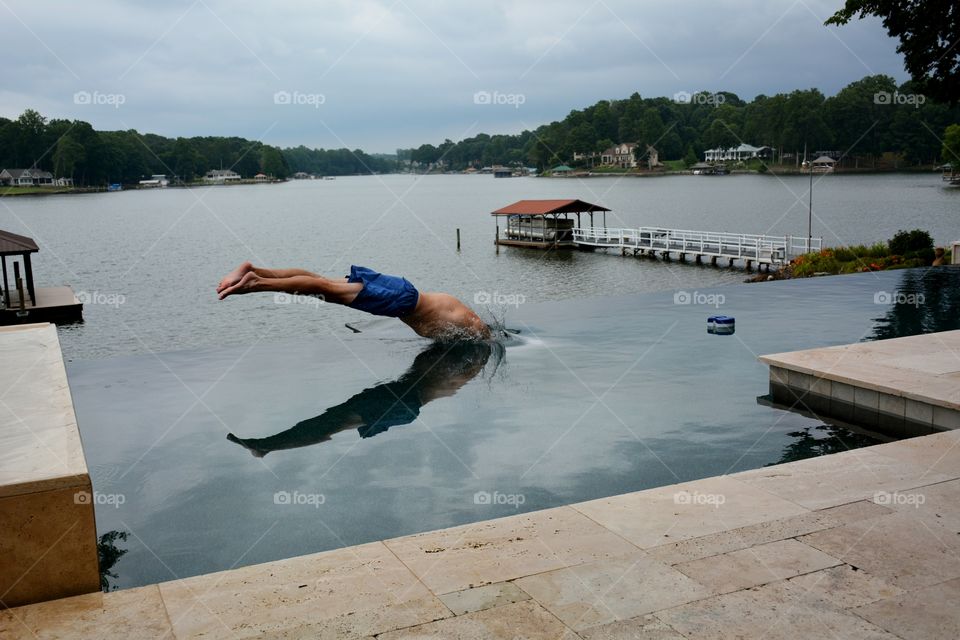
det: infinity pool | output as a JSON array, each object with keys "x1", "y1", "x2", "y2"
[{"x1": 68, "y1": 267, "x2": 960, "y2": 589}]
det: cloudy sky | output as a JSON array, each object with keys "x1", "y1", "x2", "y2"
[{"x1": 1, "y1": 0, "x2": 908, "y2": 152}]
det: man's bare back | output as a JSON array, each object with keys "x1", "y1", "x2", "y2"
[{"x1": 217, "y1": 262, "x2": 490, "y2": 341}]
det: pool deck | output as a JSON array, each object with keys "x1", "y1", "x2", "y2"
[
  {"x1": 2, "y1": 426, "x2": 960, "y2": 638},
  {"x1": 762, "y1": 330, "x2": 960, "y2": 437}
]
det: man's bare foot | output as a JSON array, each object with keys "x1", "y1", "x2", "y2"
[
  {"x1": 217, "y1": 261, "x2": 253, "y2": 294},
  {"x1": 218, "y1": 271, "x2": 261, "y2": 299}
]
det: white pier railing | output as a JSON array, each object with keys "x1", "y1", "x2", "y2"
[{"x1": 572, "y1": 227, "x2": 822, "y2": 265}]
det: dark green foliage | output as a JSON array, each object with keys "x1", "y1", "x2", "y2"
[{"x1": 889, "y1": 229, "x2": 934, "y2": 255}]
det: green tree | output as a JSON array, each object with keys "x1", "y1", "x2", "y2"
[
  {"x1": 260, "y1": 145, "x2": 288, "y2": 178},
  {"x1": 943, "y1": 124, "x2": 960, "y2": 164},
  {"x1": 827, "y1": 1, "x2": 959, "y2": 103},
  {"x1": 52, "y1": 134, "x2": 85, "y2": 178}
]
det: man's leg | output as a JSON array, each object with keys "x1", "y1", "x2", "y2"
[
  {"x1": 218, "y1": 262, "x2": 325, "y2": 294},
  {"x1": 218, "y1": 270, "x2": 361, "y2": 303}
]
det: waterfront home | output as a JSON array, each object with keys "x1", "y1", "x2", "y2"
[
  {"x1": 254, "y1": 173, "x2": 268, "y2": 181},
  {"x1": 600, "y1": 143, "x2": 638, "y2": 168},
  {"x1": 703, "y1": 144, "x2": 772, "y2": 162},
  {"x1": 0, "y1": 168, "x2": 54, "y2": 186},
  {"x1": 203, "y1": 169, "x2": 242, "y2": 183},
  {"x1": 292, "y1": 171, "x2": 311, "y2": 179}
]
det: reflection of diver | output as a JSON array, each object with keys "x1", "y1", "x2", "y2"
[{"x1": 227, "y1": 342, "x2": 500, "y2": 457}]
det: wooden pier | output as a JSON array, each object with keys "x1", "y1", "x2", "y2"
[{"x1": 573, "y1": 227, "x2": 822, "y2": 269}]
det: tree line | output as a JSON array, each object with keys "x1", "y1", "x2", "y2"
[
  {"x1": 0, "y1": 110, "x2": 393, "y2": 185},
  {"x1": 402, "y1": 75, "x2": 960, "y2": 170}
]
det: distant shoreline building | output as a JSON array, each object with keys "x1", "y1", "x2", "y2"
[
  {"x1": 0, "y1": 168, "x2": 54, "y2": 187},
  {"x1": 203, "y1": 169, "x2": 242, "y2": 184},
  {"x1": 703, "y1": 144, "x2": 772, "y2": 162}
]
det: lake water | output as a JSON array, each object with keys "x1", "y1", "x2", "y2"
[
  {"x1": 3, "y1": 173, "x2": 959, "y2": 590},
  {"x1": 0, "y1": 172, "x2": 956, "y2": 360}
]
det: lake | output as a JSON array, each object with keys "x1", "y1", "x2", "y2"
[{"x1": 1, "y1": 172, "x2": 956, "y2": 360}]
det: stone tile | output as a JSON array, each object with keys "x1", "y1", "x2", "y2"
[
  {"x1": 833, "y1": 381, "x2": 855, "y2": 404},
  {"x1": 571, "y1": 476, "x2": 808, "y2": 550},
  {"x1": 0, "y1": 585, "x2": 173, "y2": 639},
  {"x1": 438, "y1": 582, "x2": 529, "y2": 616},
  {"x1": 877, "y1": 394, "x2": 905, "y2": 419},
  {"x1": 809, "y1": 375, "x2": 831, "y2": 397},
  {"x1": 0, "y1": 484, "x2": 100, "y2": 608},
  {"x1": 778, "y1": 565, "x2": 903, "y2": 610},
  {"x1": 872, "y1": 478, "x2": 960, "y2": 530},
  {"x1": 377, "y1": 600, "x2": 577, "y2": 639},
  {"x1": 158, "y1": 541, "x2": 451, "y2": 638},
  {"x1": 787, "y1": 369, "x2": 811, "y2": 391},
  {"x1": 656, "y1": 581, "x2": 899, "y2": 640},
  {"x1": 854, "y1": 387, "x2": 880, "y2": 411},
  {"x1": 515, "y1": 550, "x2": 708, "y2": 631},
  {"x1": 647, "y1": 500, "x2": 890, "y2": 566},
  {"x1": 383, "y1": 506, "x2": 638, "y2": 595},
  {"x1": 731, "y1": 447, "x2": 953, "y2": 510},
  {"x1": 674, "y1": 539, "x2": 841, "y2": 595},
  {"x1": 933, "y1": 406, "x2": 960, "y2": 430},
  {"x1": 577, "y1": 614, "x2": 685, "y2": 640},
  {"x1": 769, "y1": 366, "x2": 789, "y2": 386},
  {"x1": 0, "y1": 323, "x2": 90, "y2": 498},
  {"x1": 905, "y1": 399, "x2": 934, "y2": 426},
  {"x1": 853, "y1": 577, "x2": 960, "y2": 639},
  {"x1": 799, "y1": 511, "x2": 960, "y2": 591},
  {"x1": 868, "y1": 430, "x2": 960, "y2": 479}
]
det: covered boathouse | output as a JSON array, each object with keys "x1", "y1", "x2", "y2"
[{"x1": 491, "y1": 199, "x2": 610, "y2": 249}]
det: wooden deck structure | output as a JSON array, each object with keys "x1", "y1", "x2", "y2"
[
  {"x1": 491, "y1": 199, "x2": 610, "y2": 249},
  {"x1": 0, "y1": 230, "x2": 82, "y2": 325}
]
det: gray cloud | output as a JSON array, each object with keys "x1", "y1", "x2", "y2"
[{"x1": 0, "y1": 0, "x2": 908, "y2": 152}]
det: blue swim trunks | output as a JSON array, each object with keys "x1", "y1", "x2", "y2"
[{"x1": 346, "y1": 265, "x2": 420, "y2": 318}]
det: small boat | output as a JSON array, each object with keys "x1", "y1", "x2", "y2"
[{"x1": 107, "y1": 183, "x2": 122, "y2": 192}]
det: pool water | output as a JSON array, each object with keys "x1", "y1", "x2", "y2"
[{"x1": 68, "y1": 267, "x2": 960, "y2": 590}]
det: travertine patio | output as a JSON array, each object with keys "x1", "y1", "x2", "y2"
[{"x1": 3, "y1": 427, "x2": 959, "y2": 638}]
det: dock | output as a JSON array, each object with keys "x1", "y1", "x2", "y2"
[
  {"x1": 574, "y1": 227, "x2": 821, "y2": 269},
  {"x1": 0, "y1": 286, "x2": 83, "y2": 325}
]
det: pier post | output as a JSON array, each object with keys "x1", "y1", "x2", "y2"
[
  {"x1": 695, "y1": 255, "x2": 702, "y2": 264},
  {"x1": 711, "y1": 256, "x2": 717, "y2": 266},
  {"x1": 746, "y1": 260, "x2": 753, "y2": 271},
  {"x1": 679, "y1": 253, "x2": 686, "y2": 262},
  {"x1": 457, "y1": 228, "x2": 461, "y2": 251},
  {"x1": 663, "y1": 252, "x2": 671, "y2": 261},
  {"x1": 495, "y1": 225, "x2": 499, "y2": 254},
  {"x1": 728, "y1": 258, "x2": 734, "y2": 267}
]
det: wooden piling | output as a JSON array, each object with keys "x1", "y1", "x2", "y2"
[{"x1": 457, "y1": 228, "x2": 461, "y2": 251}]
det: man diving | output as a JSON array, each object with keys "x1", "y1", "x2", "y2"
[{"x1": 217, "y1": 261, "x2": 490, "y2": 341}]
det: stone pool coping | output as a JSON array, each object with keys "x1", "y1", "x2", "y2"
[
  {"x1": 0, "y1": 323, "x2": 100, "y2": 608},
  {"x1": 3, "y1": 427, "x2": 960, "y2": 638},
  {"x1": 761, "y1": 330, "x2": 960, "y2": 436}
]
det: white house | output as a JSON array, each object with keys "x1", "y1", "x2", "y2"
[
  {"x1": 704, "y1": 144, "x2": 772, "y2": 162},
  {"x1": 0, "y1": 168, "x2": 54, "y2": 186},
  {"x1": 203, "y1": 169, "x2": 242, "y2": 183}
]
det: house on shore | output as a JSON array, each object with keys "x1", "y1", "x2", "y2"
[
  {"x1": 704, "y1": 144, "x2": 772, "y2": 162},
  {"x1": 203, "y1": 169, "x2": 242, "y2": 184},
  {"x1": 0, "y1": 168, "x2": 54, "y2": 187},
  {"x1": 600, "y1": 143, "x2": 638, "y2": 169}
]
